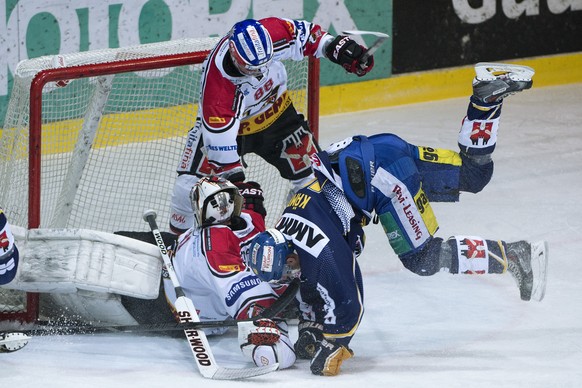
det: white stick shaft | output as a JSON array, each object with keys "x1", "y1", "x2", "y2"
[{"x1": 142, "y1": 210, "x2": 279, "y2": 379}]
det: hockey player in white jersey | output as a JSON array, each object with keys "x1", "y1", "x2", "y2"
[
  {"x1": 170, "y1": 17, "x2": 376, "y2": 233},
  {"x1": 164, "y1": 176, "x2": 296, "y2": 369},
  {"x1": 250, "y1": 63, "x2": 547, "y2": 376}
]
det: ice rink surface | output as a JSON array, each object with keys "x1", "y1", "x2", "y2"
[{"x1": 3, "y1": 83, "x2": 582, "y2": 388}]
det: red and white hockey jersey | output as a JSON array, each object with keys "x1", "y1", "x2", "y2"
[
  {"x1": 167, "y1": 210, "x2": 279, "y2": 321},
  {"x1": 178, "y1": 17, "x2": 332, "y2": 172}
]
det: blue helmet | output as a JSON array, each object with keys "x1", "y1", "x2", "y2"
[
  {"x1": 228, "y1": 19, "x2": 273, "y2": 76},
  {"x1": 247, "y1": 229, "x2": 293, "y2": 282}
]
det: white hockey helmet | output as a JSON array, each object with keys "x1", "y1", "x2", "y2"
[
  {"x1": 228, "y1": 19, "x2": 273, "y2": 76},
  {"x1": 190, "y1": 176, "x2": 243, "y2": 227}
]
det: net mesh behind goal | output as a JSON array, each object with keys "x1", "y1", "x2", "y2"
[{"x1": 0, "y1": 37, "x2": 319, "y2": 322}]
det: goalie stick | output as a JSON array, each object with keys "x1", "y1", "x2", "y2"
[
  {"x1": 25, "y1": 278, "x2": 300, "y2": 335},
  {"x1": 143, "y1": 210, "x2": 279, "y2": 380}
]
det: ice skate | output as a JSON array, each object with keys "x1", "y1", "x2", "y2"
[
  {"x1": 472, "y1": 62, "x2": 534, "y2": 103},
  {"x1": 506, "y1": 240, "x2": 548, "y2": 301}
]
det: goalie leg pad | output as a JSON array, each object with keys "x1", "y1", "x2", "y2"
[{"x1": 6, "y1": 228, "x2": 162, "y2": 299}]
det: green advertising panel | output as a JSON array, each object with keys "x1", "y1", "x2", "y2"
[{"x1": 0, "y1": 0, "x2": 392, "y2": 126}]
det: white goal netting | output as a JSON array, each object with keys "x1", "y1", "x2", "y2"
[{"x1": 0, "y1": 37, "x2": 316, "y2": 320}]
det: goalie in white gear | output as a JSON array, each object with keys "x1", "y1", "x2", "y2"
[{"x1": 163, "y1": 176, "x2": 296, "y2": 369}]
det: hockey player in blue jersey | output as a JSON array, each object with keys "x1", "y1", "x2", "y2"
[
  {"x1": 248, "y1": 63, "x2": 547, "y2": 377},
  {"x1": 0, "y1": 208, "x2": 19, "y2": 287}
]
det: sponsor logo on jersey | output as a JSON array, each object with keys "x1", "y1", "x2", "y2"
[
  {"x1": 460, "y1": 238, "x2": 486, "y2": 259},
  {"x1": 0, "y1": 230, "x2": 9, "y2": 252},
  {"x1": 372, "y1": 168, "x2": 434, "y2": 250},
  {"x1": 470, "y1": 121, "x2": 493, "y2": 146},
  {"x1": 207, "y1": 144, "x2": 238, "y2": 151},
  {"x1": 379, "y1": 212, "x2": 411, "y2": 255},
  {"x1": 171, "y1": 213, "x2": 186, "y2": 225},
  {"x1": 218, "y1": 264, "x2": 243, "y2": 272},
  {"x1": 309, "y1": 29, "x2": 322, "y2": 45},
  {"x1": 386, "y1": 230, "x2": 400, "y2": 241},
  {"x1": 284, "y1": 21, "x2": 295, "y2": 36},
  {"x1": 295, "y1": 21, "x2": 306, "y2": 41},
  {"x1": 225, "y1": 274, "x2": 263, "y2": 306},
  {"x1": 240, "y1": 90, "x2": 292, "y2": 135},
  {"x1": 316, "y1": 283, "x2": 337, "y2": 325},
  {"x1": 209, "y1": 116, "x2": 226, "y2": 124},
  {"x1": 392, "y1": 184, "x2": 424, "y2": 241},
  {"x1": 179, "y1": 127, "x2": 202, "y2": 170},
  {"x1": 456, "y1": 236, "x2": 489, "y2": 274},
  {"x1": 286, "y1": 192, "x2": 311, "y2": 209},
  {"x1": 309, "y1": 153, "x2": 322, "y2": 168},
  {"x1": 276, "y1": 213, "x2": 329, "y2": 257},
  {"x1": 281, "y1": 125, "x2": 315, "y2": 174}
]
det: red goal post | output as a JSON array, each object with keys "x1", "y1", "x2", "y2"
[{"x1": 0, "y1": 38, "x2": 320, "y2": 323}]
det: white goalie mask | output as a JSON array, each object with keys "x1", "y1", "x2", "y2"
[{"x1": 190, "y1": 176, "x2": 243, "y2": 227}]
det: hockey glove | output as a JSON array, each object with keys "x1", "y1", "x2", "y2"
[
  {"x1": 234, "y1": 181, "x2": 267, "y2": 217},
  {"x1": 310, "y1": 338, "x2": 353, "y2": 376},
  {"x1": 325, "y1": 36, "x2": 374, "y2": 77},
  {"x1": 239, "y1": 318, "x2": 297, "y2": 368},
  {"x1": 239, "y1": 318, "x2": 280, "y2": 348},
  {"x1": 294, "y1": 321, "x2": 324, "y2": 359},
  {"x1": 210, "y1": 161, "x2": 246, "y2": 183}
]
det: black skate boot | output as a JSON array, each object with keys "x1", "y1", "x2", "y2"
[
  {"x1": 506, "y1": 241, "x2": 533, "y2": 301},
  {"x1": 472, "y1": 62, "x2": 534, "y2": 103},
  {"x1": 506, "y1": 240, "x2": 548, "y2": 301}
]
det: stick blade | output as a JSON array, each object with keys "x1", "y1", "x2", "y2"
[
  {"x1": 210, "y1": 364, "x2": 279, "y2": 380},
  {"x1": 341, "y1": 30, "x2": 390, "y2": 38}
]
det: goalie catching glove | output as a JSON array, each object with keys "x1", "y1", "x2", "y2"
[
  {"x1": 238, "y1": 318, "x2": 296, "y2": 369},
  {"x1": 325, "y1": 36, "x2": 374, "y2": 77}
]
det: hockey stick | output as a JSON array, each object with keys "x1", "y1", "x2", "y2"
[
  {"x1": 342, "y1": 30, "x2": 390, "y2": 69},
  {"x1": 25, "y1": 278, "x2": 300, "y2": 335},
  {"x1": 143, "y1": 209, "x2": 279, "y2": 380}
]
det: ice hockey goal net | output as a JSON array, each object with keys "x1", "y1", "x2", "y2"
[{"x1": 0, "y1": 37, "x2": 320, "y2": 323}]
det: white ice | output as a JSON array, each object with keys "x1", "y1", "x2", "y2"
[{"x1": 3, "y1": 83, "x2": 582, "y2": 388}]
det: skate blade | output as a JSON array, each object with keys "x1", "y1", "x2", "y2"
[
  {"x1": 530, "y1": 241, "x2": 549, "y2": 302},
  {"x1": 475, "y1": 62, "x2": 535, "y2": 82}
]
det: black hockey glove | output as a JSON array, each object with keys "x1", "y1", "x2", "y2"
[
  {"x1": 310, "y1": 338, "x2": 353, "y2": 376},
  {"x1": 294, "y1": 321, "x2": 324, "y2": 359},
  {"x1": 234, "y1": 181, "x2": 267, "y2": 217},
  {"x1": 325, "y1": 35, "x2": 374, "y2": 77}
]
